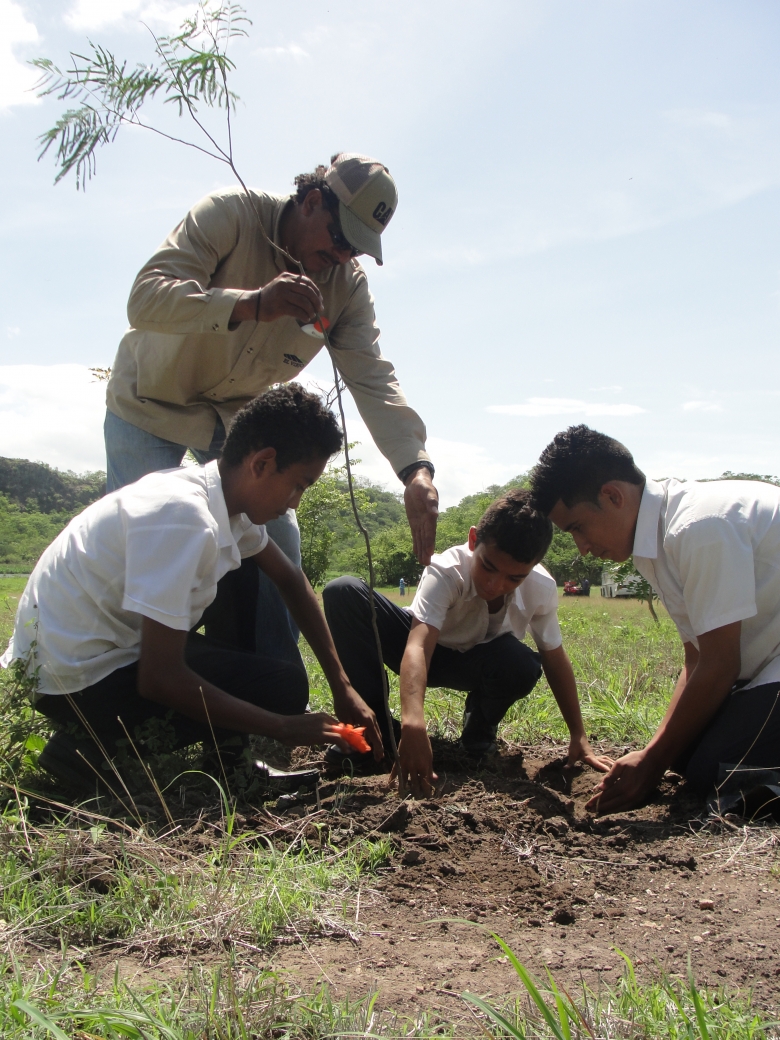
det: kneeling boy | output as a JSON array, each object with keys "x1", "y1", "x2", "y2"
[
  {"x1": 531, "y1": 424, "x2": 780, "y2": 814},
  {"x1": 1, "y1": 384, "x2": 382, "y2": 788},
  {"x1": 324, "y1": 489, "x2": 610, "y2": 795}
]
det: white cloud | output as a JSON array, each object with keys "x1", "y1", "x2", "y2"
[
  {"x1": 307, "y1": 409, "x2": 515, "y2": 510},
  {"x1": 487, "y1": 397, "x2": 647, "y2": 418},
  {"x1": 682, "y1": 400, "x2": 723, "y2": 413},
  {"x1": 255, "y1": 44, "x2": 309, "y2": 60},
  {"x1": 666, "y1": 109, "x2": 733, "y2": 131},
  {"x1": 5, "y1": 327, "x2": 20, "y2": 339},
  {"x1": 0, "y1": 0, "x2": 40, "y2": 111},
  {"x1": 65, "y1": 0, "x2": 193, "y2": 32},
  {"x1": 0, "y1": 365, "x2": 106, "y2": 473}
]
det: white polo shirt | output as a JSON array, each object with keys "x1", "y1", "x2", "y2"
[
  {"x1": 0, "y1": 461, "x2": 267, "y2": 697},
  {"x1": 632, "y1": 478, "x2": 780, "y2": 689},
  {"x1": 409, "y1": 542, "x2": 562, "y2": 653}
]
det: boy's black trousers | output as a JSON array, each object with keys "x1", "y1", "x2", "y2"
[
  {"x1": 322, "y1": 576, "x2": 543, "y2": 742},
  {"x1": 36, "y1": 561, "x2": 307, "y2": 761}
]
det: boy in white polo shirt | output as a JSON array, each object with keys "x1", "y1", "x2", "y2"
[
  {"x1": 532, "y1": 424, "x2": 780, "y2": 814},
  {"x1": 1, "y1": 384, "x2": 381, "y2": 788},
  {"x1": 324, "y1": 489, "x2": 611, "y2": 794}
]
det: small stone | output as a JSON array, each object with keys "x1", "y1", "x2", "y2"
[
  {"x1": 528, "y1": 917, "x2": 542, "y2": 927},
  {"x1": 439, "y1": 859, "x2": 464, "y2": 876},
  {"x1": 699, "y1": 899, "x2": 715, "y2": 911},
  {"x1": 401, "y1": 849, "x2": 424, "y2": 866},
  {"x1": 665, "y1": 944, "x2": 675, "y2": 952},
  {"x1": 693, "y1": 935, "x2": 703, "y2": 943},
  {"x1": 415, "y1": 984, "x2": 425, "y2": 993}
]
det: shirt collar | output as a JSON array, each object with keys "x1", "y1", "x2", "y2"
[
  {"x1": 204, "y1": 460, "x2": 236, "y2": 551},
  {"x1": 632, "y1": 479, "x2": 665, "y2": 560}
]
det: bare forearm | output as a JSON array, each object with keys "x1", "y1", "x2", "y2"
[
  {"x1": 276, "y1": 569, "x2": 351, "y2": 693},
  {"x1": 400, "y1": 646, "x2": 428, "y2": 727},
  {"x1": 645, "y1": 662, "x2": 735, "y2": 767},
  {"x1": 140, "y1": 665, "x2": 284, "y2": 737}
]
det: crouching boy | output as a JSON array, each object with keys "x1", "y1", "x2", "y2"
[
  {"x1": 323, "y1": 489, "x2": 611, "y2": 795},
  {"x1": 1, "y1": 384, "x2": 382, "y2": 788}
]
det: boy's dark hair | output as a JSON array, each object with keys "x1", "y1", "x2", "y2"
[
  {"x1": 530, "y1": 424, "x2": 645, "y2": 514},
  {"x1": 221, "y1": 383, "x2": 342, "y2": 469},
  {"x1": 475, "y1": 488, "x2": 553, "y2": 563}
]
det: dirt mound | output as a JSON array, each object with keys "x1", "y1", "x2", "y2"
[{"x1": 272, "y1": 741, "x2": 780, "y2": 1026}]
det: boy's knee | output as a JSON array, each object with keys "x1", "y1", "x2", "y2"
[
  {"x1": 323, "y1": 575, "x2": 368, "y2": 618},
  {"x1": 274, "y1": 664, "x2": 309, "y2": 715}
]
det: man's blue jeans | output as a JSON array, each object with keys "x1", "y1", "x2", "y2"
[{"x1": 104, "y1": 409, "x2": 302, "y2": 666}]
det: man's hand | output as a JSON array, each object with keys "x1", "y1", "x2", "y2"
[
  {"x1": 404, "y1": 468, "x2": 439, "y2": 566},
  {"x1": 565, "y1": 733, "x2": 614, "y2": 773},
  {"x1": 230, "y1": 272, "x2": 325, "y2": 325},
  {"x1": 332, "y1": 683, "x2": 385, "y2": 762},
  {"x1": 275, "y1": 711, "x2": 351, "y2": 750},
  {"x1": 391, "y1": 724, "x2": 438, "y2": 798},
  {"x1": 585, "y1": 749, "x2": 665, "y2": 813}
]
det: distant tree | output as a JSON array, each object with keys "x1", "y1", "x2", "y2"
[
  {"x1": 613, "y1": 558, "x2": 659, "y2": 621},
  {"x1": 541, "y1": 527, "x2": 602, "y2": 586},
  {"x1": 297, "y1": 454, "x2": 373, "y2": 587},
  {"x1": 709, "y1": 471, "x2": 780, "y2": 487}
]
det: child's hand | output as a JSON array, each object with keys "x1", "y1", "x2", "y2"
[
  {"x1": 276, "y1": 712, "x2": 352, "y2": 750},
  {"x1": 391, "y1": 724, "x2": 438, "y2": 798},
  {"x1": 565, "y1": 733, "x2": 614, "y2": 773}
]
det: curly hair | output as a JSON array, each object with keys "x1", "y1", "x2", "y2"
[
  {"x1": 293, "y1": 154, "x2": 341, "y2": 217},
  {"x1": 530, "y1": 425, "x2": 645, "y2": 515},
  {"x1": 475, "y1": 488, "x2": 552, "y2": 564},
  {"x1": 221, "y1": 383, "x2": 342, "y2": 470}
]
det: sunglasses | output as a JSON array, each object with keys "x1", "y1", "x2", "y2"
[{"x1": 327, "y1": 221, "x2": 361, "y2": 258}]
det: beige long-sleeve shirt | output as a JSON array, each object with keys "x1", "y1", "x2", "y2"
[{"x1": 106, "y1": 187, "x2": 431, "y2": 475}]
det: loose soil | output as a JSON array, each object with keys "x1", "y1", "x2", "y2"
[{"x1": 268, "y1": 738, "x2": 780, "y2": 1029}]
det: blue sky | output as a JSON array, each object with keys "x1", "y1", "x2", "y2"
[{"x1": 1, "y1": 0, "x2": 779, "y2": 506}]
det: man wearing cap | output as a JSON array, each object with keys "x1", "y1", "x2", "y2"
[{"x1": 103, "y1": 153, "x2": 438, "y2": 663}]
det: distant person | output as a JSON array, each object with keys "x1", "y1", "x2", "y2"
[
  {"x1": 399, "y1": 577, "x2": 406, "y2": 597},
  {"x1": 103, "y1": 153, "x2": 438, "y2": 664},
  {"x1": 323, "y1": 489, "x2": 612, "y2": 793},
  {"x1": 1, "y1": 386, "x2": 382, "y2": 789},
  {"x1": 531, "y1": 424, "x2": 780, "y2": 813},
  {"x1": 581, "y1": 577, "x2": 591, "y2": 596}
]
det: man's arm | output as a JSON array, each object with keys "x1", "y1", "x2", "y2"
[
  {"x1": 587, "y1": 621, "x2": 741, "y2": 812},
  {"x1": 538, "y1": 645, "x2": 613, "y2": 772},
  {"x1": 394, "y1": 617, "x2": 441, "y2": 797},
  {"x1": 254, "y1": 540, "x2": 384, "y2": 759},
  {"x1": 138, "y1": 617, "x2": 346, "y2": 747}
]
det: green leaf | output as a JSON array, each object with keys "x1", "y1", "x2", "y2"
[{"x1": 11, "y1": 1000, "x2": 71, "y2": 1040}]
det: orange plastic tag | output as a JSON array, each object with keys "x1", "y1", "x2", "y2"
[{"x1": 333, "y1": 723, "x2": 371, "y2": 753}]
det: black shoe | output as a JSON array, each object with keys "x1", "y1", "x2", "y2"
[
  {"x1": 459, "y1": 706, "x2": 499, "y2": 757},
  {"x1": 39, "y1": 731, "x2": 106, "y2": 789}
]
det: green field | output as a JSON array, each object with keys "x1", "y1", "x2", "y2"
[{"x1": 1, "y1": 578, "x2": 775, "y2": 1038}]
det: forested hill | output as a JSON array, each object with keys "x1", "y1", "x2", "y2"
[
  {"x1": 0, "y1": 458, "x2": 105, "y2": 568},
  {"x1": 0, "y1": 458, "x2": 105, "y2": 513}
]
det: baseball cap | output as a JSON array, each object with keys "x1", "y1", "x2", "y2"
[{"x1": 324, "y1": 153, "x2": 397, "y2": 265}]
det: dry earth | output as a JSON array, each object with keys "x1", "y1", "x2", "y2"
[{"x1": 267, "y1": 740, "x2": 780, "y2": 1028}]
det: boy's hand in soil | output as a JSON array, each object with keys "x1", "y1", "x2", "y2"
[
  {"x1": 565, "y1": 732, "x2": 614, "y2": 773},
  {"x1": 392, "y1": 724, "x2": 439, "y2": 798},
  {"x1": 585, "y1": 749, "x2": 664, "y2": 813}
]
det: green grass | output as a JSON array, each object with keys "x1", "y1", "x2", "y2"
[{"x1": 3, "y1": 575, "x2": 768, "y2": 1039}]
